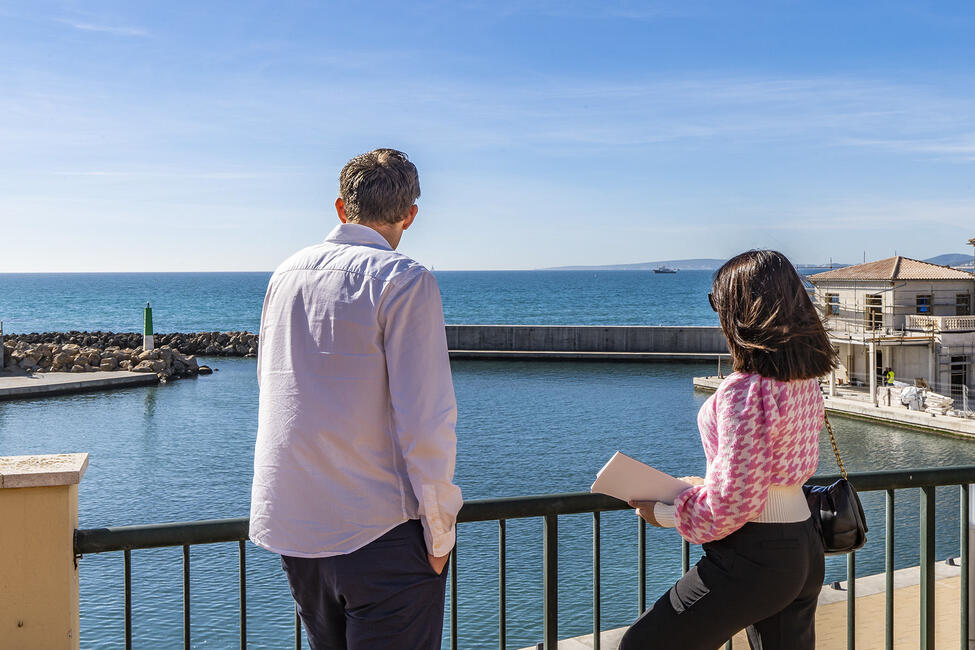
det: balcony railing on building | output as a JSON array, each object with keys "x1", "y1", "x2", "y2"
[{"x1": 907, "y1": 315, "x2": 975, "y2": 333}]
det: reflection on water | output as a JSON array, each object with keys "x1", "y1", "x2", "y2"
[{"x1": 0, "y1": 359, "x2": 973, "y2": 648}]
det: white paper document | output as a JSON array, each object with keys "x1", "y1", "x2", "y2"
[{"x1": 590, "y1": 451, "x2": 692, "y2": 503}]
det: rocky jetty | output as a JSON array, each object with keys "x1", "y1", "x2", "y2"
[
  {"x1": 4, "y1": 331, "x2": 258, "y2": 356},
  {"x1": 1, "y1": 331, "x2": 259, "y2": 382}
]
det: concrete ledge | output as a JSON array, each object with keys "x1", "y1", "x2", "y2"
[
  {"x1": 693, "y1": 376, "x2": 975, "y2": 439},
  {"x1": 0, "y1": 371, "x2": 158, "y2": 401},
  {"x1": 450, "y1": 350, "x2": 731, "y2": 362},
  {"x1": 0, "y1": 453, "x2": 89, "y2": 488},
  {"x1": 821, "y1": 396, "x2": 975, "y2": 439}
]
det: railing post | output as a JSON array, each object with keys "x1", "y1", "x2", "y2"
[
  {"x1": 593, "y1": 512, "x2": 600, "y2": 650},
  {"x1": 543, "y1": 514, "x2": 558, "y2": 649},
  {"x1": 921, "y1": 486, "x2": 936, "y2": 650},
  {"x1": 848, "y1": 552, "x2": 856, "y2": 650},
  {"x1": 183, "y1": 545, "x2": 191, "y2": 649},
  {"x1": 238, "y1": 540, "x2": 246, "y2": 650},
  {"x1": 0, "y1": 453, "x2": 88, "y2": 650},
  {"x1": 499, "y1": 519, "x2": 506, "y2": 650},
  {"x1": 124, "y1": 549, "x2": 132, "y2": 649},
  {"x1": 638, "y1": 519, "x2": 646, "y2": 613},
  {"x1": 886, "y1": 489, "x2": 894, "y2": 650},
  {"x1": 967, "y1": 483, "x2": 975, "y2": 650},
  {"x1": 962, "y1": 484, "x2": 970, "y2": 650}
]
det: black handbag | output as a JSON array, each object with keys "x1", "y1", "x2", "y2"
[{"x1": 802, "y1": 413, "x2": 868, "y2": 555}]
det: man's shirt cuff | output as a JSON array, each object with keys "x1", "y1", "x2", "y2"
[{"x1": 423, "y1": 522, "x2": 456, "y2": 557}]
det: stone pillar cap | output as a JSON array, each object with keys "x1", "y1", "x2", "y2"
[{"x1": 0, "y1": 453, "x2": 89, "y2": 488}]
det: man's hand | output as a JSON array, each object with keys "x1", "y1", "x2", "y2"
[
  {"x1": 428, "y1": 553, "x2": 449, "y2": 575},
  {"x1": 629, "y1": 500, "x2": 663, "y2": 527},
  {"x1": 678, "y1": 475, "x2": 705, "y2": 486}
]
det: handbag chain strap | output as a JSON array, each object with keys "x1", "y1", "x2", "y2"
[{"x1": 824, "y1": 412, "x2": 847, "y2": 480}]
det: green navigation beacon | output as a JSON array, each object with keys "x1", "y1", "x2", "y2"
[{"x1": 143, "y1": 301, "x2": 154, "y2": 351}]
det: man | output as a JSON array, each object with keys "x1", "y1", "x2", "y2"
[{"x1": 249, "y1": 149, "x2": 462, "y2": 649}]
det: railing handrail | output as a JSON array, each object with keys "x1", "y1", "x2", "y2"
[{"x1": 74, "y1": 466, "x2": 975, "y2": 555}]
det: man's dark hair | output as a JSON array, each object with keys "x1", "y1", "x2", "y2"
[
  {"x1": 712, "y1": 250, "x2": 837, "y2": 381},
  {"x1": 339, "y1": 149, "x2": 420, "y2": 225}
]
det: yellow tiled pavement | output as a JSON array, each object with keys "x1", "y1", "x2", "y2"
[
  {"x1": 728, "y1": 576, "x2": 963, "y2": 649},
  {"x1": 521, "y1": 575, "x2": 967, "y2": 649}
]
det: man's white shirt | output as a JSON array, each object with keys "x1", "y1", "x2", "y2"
[{"x1": 249, "y1": 223, "x2": 462, "y2": 558}]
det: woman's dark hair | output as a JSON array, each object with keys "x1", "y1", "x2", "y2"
[{"x1": 711, "y1": 250, "x2": 837, "y2": 381}]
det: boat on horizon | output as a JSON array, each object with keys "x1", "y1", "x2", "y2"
[{"x1": 653, "y1": 266, "x2": 678, "y2": 274}]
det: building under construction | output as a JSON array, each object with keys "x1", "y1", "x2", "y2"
[{"x1": 808, "y1": 256, "x2": 975, "y2": 405}]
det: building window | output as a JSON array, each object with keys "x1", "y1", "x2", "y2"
[
  {"x1": 951, "y1": 355, "x2": 969, "y2": 397},
  {"x1": 957, "y1": 294, "x2": 971, "y2": 316},
  {"x1": 916, "y1": 295, "x2": 932, "y2": 314},
  {"x1": 865, "y1": 294, "x2": 882, "y2": 330},
  {"x1": 825, "y1": 293, "x2": 840, "y2": 316}
]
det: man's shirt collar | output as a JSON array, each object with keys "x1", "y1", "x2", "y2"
[{"x1": 324, "y1": 223, "x2": 393, "y2": 250}]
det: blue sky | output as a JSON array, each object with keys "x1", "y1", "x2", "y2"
[{"x1": 2, "y1": 1, "x2": 974, "y2": 271}]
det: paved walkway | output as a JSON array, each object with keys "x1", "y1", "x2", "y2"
[
  {"x1": 0, "y1": 370, "x2": 157, "y2": 400},
  {"x1": 520, "y1": 564, "x2": 968, "y2": 649}
]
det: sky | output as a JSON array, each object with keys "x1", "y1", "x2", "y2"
[{"x1": 1, "y1": 1, "x2": 974, "y2": 271}]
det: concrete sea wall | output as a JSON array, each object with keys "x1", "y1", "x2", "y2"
[
  {"x1": 4, "y1": 326, "x2": 729, "y2": 364},
  {"x1": 446, "y1": 325, "x2": 729, "y2": 358}
]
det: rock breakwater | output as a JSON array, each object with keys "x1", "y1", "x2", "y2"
[{"x1": 2, "y1": 331, "x2": 259, "y2": 381}]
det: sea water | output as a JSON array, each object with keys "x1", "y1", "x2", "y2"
[
  {"x1": 1, "y1": 271, "x2": 973, "y2": 647},
  {"x1": 0, "y1": 270, "x2": 719, "y2": 334},
  {"x1": 1, "y1": 358, "x2": 973, "y2": 648}
]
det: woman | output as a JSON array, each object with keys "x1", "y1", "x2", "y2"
[{"x1": 620, "y1": 250, "x2": 836, "y2": 650}]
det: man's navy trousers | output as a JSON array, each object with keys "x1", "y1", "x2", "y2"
[{"x1": 282, "y1": 520, "x2": 448, "y2": 650}]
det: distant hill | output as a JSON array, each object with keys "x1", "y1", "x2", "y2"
[
  {"x1": 924, "y1": 253, "x2": 973, "y2": 267},
  {"x1": 545, "y1": 252, "x2": 975, "y2": 272},
  {"x1": 544, "y1": 258, "x2": 727, "y2": 271}
]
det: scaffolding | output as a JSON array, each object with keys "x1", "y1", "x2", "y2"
[
  {"x1": 812, "y1": 285, "x2": 974, "y2": 336},
  {"x1": 937, "y1": 342, "x2": 975, "y2": 411}
]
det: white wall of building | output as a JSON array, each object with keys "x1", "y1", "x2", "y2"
[{"x1": 814, "y1": 277, "x2": 975, "y2": 395}]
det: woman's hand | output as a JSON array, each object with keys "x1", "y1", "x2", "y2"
[
  {"x1": 678, "y1": 475, "x2": 705, "y2": 486},
  {"x1": 629, "y1": 500, "x2": 663, "y2": 527}
]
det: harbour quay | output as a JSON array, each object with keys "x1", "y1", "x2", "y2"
[
  {"x1": 694, "y1": 375, "x2": 975, "y2": 439},
  {"x1": 0, "y1": 369, "x2": 158, "y2": 400}
]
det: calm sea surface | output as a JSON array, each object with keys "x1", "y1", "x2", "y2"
[
  {"x1": 0, "y1": 270, "x2": 719, "y2": 334},
  {"x1": 1, "y1": 272, "x2": 973, "y2": 648}
]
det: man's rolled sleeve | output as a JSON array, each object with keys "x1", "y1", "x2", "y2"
[{"x1": 383, "y1": 268, "x2": 463, "y2": 557}]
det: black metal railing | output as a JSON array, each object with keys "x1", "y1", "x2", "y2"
[{"x1": 75, "y1": 466, "x2": 975, "y2": 650}]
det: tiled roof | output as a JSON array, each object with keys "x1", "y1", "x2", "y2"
[{"x1": 808, "y1": 256, "x2": 974, "y2": 282}]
